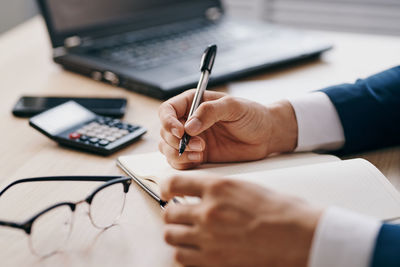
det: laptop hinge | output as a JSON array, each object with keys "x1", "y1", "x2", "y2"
[
  {"x1": 55, "y1": 36, "x2": 90, "y2": 57},
  {"x1": 63, "y1": 35, "x2": 95, "y2": 52},
  {"x1": 64, "y1": 36, "x2": 83, "y2": 48},
  {"x1": 206, "y1": 7, "x2": 222, "y2": 21},
  {"x1": 53, "y1": 47, "x2": 67, "y2": 57}
]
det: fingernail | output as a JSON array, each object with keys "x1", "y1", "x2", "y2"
[
  {"x1": 185, "y1": 118, "x2": 202, "y2": 133},
  {"x1": 188, "y1": 139, "x2": 203, "y2": 151},
  {"x1": 188, "y1": 152, "x2": 201, "y2": 162},
  {"x1": 171, "y1": 128, "x2": 180, "y2": 138}
]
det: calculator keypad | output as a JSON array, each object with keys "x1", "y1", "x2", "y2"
[{"x1": 70, "y1": 118, "x2": 140, "y2": 146}]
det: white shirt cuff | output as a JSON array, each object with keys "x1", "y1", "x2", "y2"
[
  {"x1": 309, "y1": 207, "x2": 381, "y2": 267},
  {"x1": 288, "y1": 92, "x2": 345, "y2": 152}
]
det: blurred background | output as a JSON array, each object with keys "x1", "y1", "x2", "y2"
[
  {"x1": 1, "y1": 0, "x2": 400, "y2": 35},
  {"x1": 0, "y1": 0, "x2": 37, "y2": 34}
]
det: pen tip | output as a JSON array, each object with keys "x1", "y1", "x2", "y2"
[{"x1": 178, "y1": 138, "x2": 187, "y2": 156}]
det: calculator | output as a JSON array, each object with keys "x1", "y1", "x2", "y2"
[{"x1": 29, "y1": 101, "x2": 146, "y2": 155}]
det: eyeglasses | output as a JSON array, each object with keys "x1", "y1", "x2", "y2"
[{"x1": 0, "y1": 175, "x2": 168, "y2": 257}]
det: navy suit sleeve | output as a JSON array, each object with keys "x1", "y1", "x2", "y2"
[
  {"x1": 321, "y1": 66, "x2": 400, "y2": 154},
  {"x1": 371, "y1": 224, "x2": 400, "y2": 267}
]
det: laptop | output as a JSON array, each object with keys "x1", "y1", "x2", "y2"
[{"x1": 37, "y1": 0, "x2": 332, "y2": 99}]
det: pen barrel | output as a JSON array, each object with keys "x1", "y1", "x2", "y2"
[
  {"x1": 180, "y1": 45, "x2": 216, "y2": 156},
  {"x1": 188, "y1": 71, "x2": 210, "y2": 117}
]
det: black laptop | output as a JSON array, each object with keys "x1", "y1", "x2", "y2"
[{"x1": 37, "y1": 0, "x2": 332, "y2": 99}]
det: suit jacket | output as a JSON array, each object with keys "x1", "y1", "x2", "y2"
[
  {"x1": 322, "y1": 66, "x2": 400, "y2": 267},
  {"x1": 322, "y1": 66, "x2": 400, "y2": 154}
]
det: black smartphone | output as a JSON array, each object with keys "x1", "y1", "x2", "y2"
[{"x1": 12, "y1": 96, "x2": 127, "y2": 118}]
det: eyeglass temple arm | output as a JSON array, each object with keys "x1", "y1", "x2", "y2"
[
  {"x1": 0, "y1": 176, "x2": 126, "y2": 197},
  {"x1": 0, "y1": 220, "x2": 27, "y2": 232}
]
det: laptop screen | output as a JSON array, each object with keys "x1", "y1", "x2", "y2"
[
  {"x1": 38, "y1": 0, "x2": 221, "y2": 47},
  {"x1": 46, "y1": 0, "x2": 186, "y2": 33}
]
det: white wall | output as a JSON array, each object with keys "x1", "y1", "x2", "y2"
[
  {"x1": 0, "y1": 0, "x2": 38, "y2": 34},
  {"x1": 223, "y1": 0, "x2": 400, "y2": 36},
  {"x1": 1, "y1": 1, "x2": 399, "y2": 36}
]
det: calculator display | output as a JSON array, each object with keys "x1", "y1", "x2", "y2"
[{"x1": 30, "y1": 101, "x2": 96, "y2": 135}]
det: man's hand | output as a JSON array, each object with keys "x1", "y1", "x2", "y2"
[
  {"x1": 161, "y1": 175, "x2": 323, "y2": 267},
  {"x1": 158, "y1": 90, "x2": 298, "y2": 170}
]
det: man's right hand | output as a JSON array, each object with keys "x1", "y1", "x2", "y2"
[{"x1": 158, "y1": 89, "x2": 298, "y2": 170}]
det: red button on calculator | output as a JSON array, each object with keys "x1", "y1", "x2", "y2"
[{"x1": 69, "y1": 132, "x2": 81, "y2": 140}]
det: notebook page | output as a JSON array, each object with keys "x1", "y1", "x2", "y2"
[
  {"x1": 117, "y1": 151, "x2": 339, "y2": 185},
  {"x1": 228, "y1": 159, "x2": 400, "y2": 220}
]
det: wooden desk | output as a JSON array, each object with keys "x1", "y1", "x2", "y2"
[{"x1": 0, "y1": 17, "x2": 399, "y2": 267}]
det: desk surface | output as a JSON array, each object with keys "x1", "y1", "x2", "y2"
[{"x1": 0, "y1": 17, "x2": 399, "y2": 267}]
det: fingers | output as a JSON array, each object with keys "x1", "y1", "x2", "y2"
[
  {"x1": 164, "y1": 203, "x2": 201, "y2": 225},
  {"x1": 159, "y1": 139, "x2": 204, "y2": 170},
  {"x1": 164, "y1": 224, "x2": 199, "y2": 247},
  {"x1": 159, "y1": 90, "x2": 226, "y2": 138},
  {"x1": 159, "y1": 125, "x2": 207, "y2": 170},
  {"x1": 159, "y1": 90, "x2": 229, "y2": 170},
  {"x1": 185, "y1": 96, "x2": 245, "y2": 136},
  {"x1": 173, "y1": 246, "x2": 203, "y2": 267},
  {"x1": 161, "y1": 175, "x2": 206, "y2": 200},
  {"x1": 159, "y1": 102, "x2": 185, "y2": 139},
  {"x1": 160, "y1": 128, "x2": 205, "y2": 152},
  {"x1": 167, "y1": 89, "x2": 227, "y2": 118}
]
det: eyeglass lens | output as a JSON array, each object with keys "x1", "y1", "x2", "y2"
[
  {"x1": 89, "y1": 182, "x2": 127, "y2": 229},
  {"x1": 29, "y1": 205, "x2": 74, "y2": 257}
]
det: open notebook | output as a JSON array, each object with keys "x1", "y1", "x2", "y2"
[{"x1": 117, "y1": 152, "x2": 400, "y2": 221}]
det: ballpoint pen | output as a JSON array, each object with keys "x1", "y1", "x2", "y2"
[{"x1": 179, "y1": 44, "x2": 218, "y2": 156}]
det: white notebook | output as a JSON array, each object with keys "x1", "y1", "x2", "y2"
[{"x1": 117, "y1": 152, "x2": 400, "y2": 221}]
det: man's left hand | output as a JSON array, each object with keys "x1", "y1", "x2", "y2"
[{"x1": 161, "y1": 175, "x2": 323, "y2": 267}]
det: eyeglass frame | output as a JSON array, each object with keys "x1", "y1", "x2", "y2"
[{"x1": 0, "y1": 175, "x2": 169, "y2": 256}]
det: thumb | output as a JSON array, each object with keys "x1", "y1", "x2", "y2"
[{"x1": 185, "y1": 96, "x2": 242, "y2": 136}]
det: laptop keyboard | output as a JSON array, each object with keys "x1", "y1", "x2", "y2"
[{"x1": 93, "y1": 22, "x2": 244, "y2": 70}]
